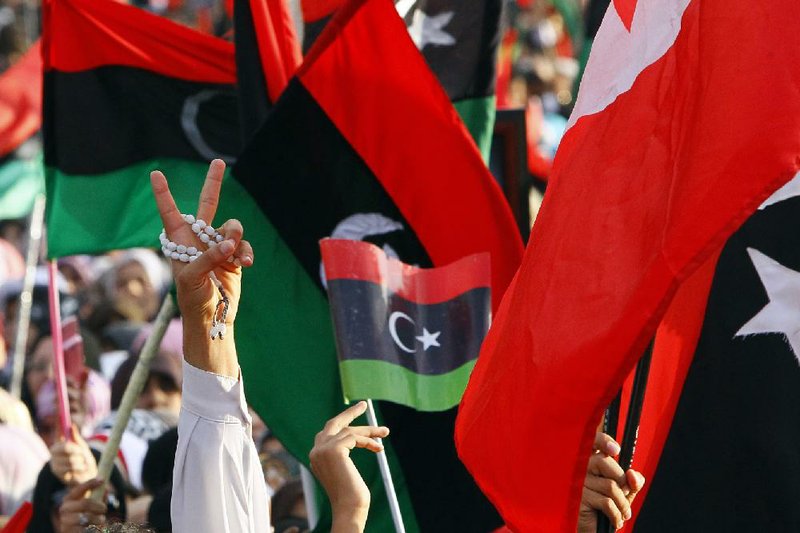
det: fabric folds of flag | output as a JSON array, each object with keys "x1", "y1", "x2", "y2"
[
  {"x1": 233, "y1": 0, "x2": 301, "y2": 140},
  {"x1": 229, "y1": 0, "x2": 522, "y2": 529},
  {"x1": 43, "y1": 0, "x2": 240, "y2": 256},
  {"x1": 625, "y1": 172, "x2": 800, "y2": 532},
  {"x1": 455, "y1": 0, "x2": 800, "y2": 531},
  {"x1": 321, "y1": 239, "x2": 491, "y2": 412},
  {"x1": 302, "y1": 0, "x2": 502, "y2": 160}
]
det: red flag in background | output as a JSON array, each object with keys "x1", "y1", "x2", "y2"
[
  {"x1": 455, "y1": 0, "x2": 800, "y2": 530},
  {"x1": 0, "y1": 502, "x2": 32, "y2": 533},
  {"x1": 0, "y1": 41, "x2": 41, "y2": 158}
]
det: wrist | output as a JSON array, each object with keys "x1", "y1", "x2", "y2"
[
  {"x1": 331, "y1": 505, "x2": 369, "y2": 533},
  {"x1": 182, "y1": 319, "x2": 239, "y2": 379}
]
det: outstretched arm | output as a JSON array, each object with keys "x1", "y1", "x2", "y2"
[
  {"x1": 152, "y1": 160, "x2": 268, "y2": 533},
  {"x1": 310, "y1": 401, "x2": 390, "y2": 533}
]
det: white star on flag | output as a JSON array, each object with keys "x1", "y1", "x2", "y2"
[
  {"x1": 415, "y1": 328, "x2": 441, "y2": 350},
  {"x1": 759, "y1": 171, "x2": 800, "y2": 210},
  {"x1": 407, "y1": 9, "x2": 456, "y2": 50},
  {"x1": 735, "y1": 247, "x2": 800, "y2": 363}
]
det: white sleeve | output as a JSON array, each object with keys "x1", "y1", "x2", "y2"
[{"x1": 171, "y1": 360, "x2": 270, "y2": 533}]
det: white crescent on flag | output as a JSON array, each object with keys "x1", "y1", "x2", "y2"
[{"x1": 568, "y1": 0, "x2": 691, "y2": 129}]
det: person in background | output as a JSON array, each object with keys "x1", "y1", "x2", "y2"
[{"x1": 0, "y1": 423, "x2": 49, "y2": 522}]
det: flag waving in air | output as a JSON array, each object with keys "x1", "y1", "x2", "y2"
[
  {"x1": 455, "y1": 0, "x2": 800, "y2": 531},
  {"x1": 43, "y1": 0, "x2": 240, "y2": 257},
  {"x1": 228, "y1": 0, "x2": 522, "y2": 529},
  {"x1": 321, "y1": 238, "x2": 491, "y2": 412}
]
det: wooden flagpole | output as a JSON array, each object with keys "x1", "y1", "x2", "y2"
[
  {"x1": 91, "y1": 293, "x2": 176, "y2": 501},
  {"x1": 9, "y1": 194, "x2": 45, "y2": 399}
]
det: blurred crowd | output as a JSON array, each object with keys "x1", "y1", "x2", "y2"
[
  {"x1": 0, "y1": 0, "x2": 592, "y2": 530},
  {"x1": 0, "y1": 240, "x2": 308, "y2": 531}
]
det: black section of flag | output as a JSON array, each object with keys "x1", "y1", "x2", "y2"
[
  {"x1": 231, "y1": 78, "x2": 432, "y2": 287},
  {"x1": 398, "y1": 0, "x2": 500, "y2": 101},
  {"x1": 327, "y1": 278, "x2": 489, "y2": 374},
  {"x1": 234, "y1": 0, "x2": 273, "y2": 142},
  {"x1": 304, "y1": 0, "x2": 501, "y2": 101},
  {"x1": 636, "y1": 197, "x2": 800, "y2": 531},
  {"x1": 43, "y1": 67, "x2": 240, "y2": 174}
]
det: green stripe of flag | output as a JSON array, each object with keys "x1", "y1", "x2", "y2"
[
  {"x1": 340, "y1": 359, "x2": 478, "y2": 412},
  {"x1": 454, "y1": 95, "x2": 496, "y2": 163},
  {"x1": 0, "y1": 156, "x2": 45, "y2": 220}
]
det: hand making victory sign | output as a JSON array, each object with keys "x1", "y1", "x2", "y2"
[{"x1": 150, "y1": 159, "x2": 254, "y2": 378}]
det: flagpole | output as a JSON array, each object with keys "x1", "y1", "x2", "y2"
[
  {"x1": 596, "y1": 391, "x2": 621, "y2": 533},
  {"x1": 48, "y1": 259, "x2": 72, "y2": 440},
  {"x1": 9, "y1": 194, "x2": 45, "y2": 399},
  {"x1": 596, "y1": 341, "x2": 654, "y2": 533},
  {"x1": 365, "y1": 399, "x2": 406, "y2": 533},
  {"x1": 91, "y1": 293, "x2": 176, "y2": 502}
]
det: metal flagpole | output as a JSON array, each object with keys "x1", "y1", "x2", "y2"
[
  {"x1": 596, "y1": 341, "x2": 654, "y2": 533},
  {"x1": 365, "y1": 399, "x2": 406, "y2": 533},
  {"x1": 9, "y1": 194, "x2": 45, "y2": 399},
  {"x1": 91, "y1": 294, "x2": 176, "y2": 501}
]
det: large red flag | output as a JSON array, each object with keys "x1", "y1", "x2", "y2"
[
  {"x1": 455, "y1": 0, "x2": 800, "y2": 531},
  {"x1": 0, "y1": 41, "x2": 41, "y2": 158}
]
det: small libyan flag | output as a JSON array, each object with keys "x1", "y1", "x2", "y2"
[{"x1": 320, "y1": 238, "x2": 491, "y2": 411}]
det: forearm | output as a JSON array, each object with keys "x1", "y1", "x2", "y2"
[{"x1": 182, "y1": 318, "x2": 239, "y2": 379}]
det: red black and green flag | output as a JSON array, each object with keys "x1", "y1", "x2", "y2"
[
  {"x1": 321, "y1": 239, "x2": 491, "y2": 412},
  {"x1": 229, "y1": 0, "x2": 522, "y2": 530},
  {"x1": 43, "y1": 0, "x2": 241, "y2": 256},
  {"x1": 302, "y1": 0, "x2": 502, "y2": 160},
  {"x1": 0, "y1": 40, "x2": 44, "y2": 220}
]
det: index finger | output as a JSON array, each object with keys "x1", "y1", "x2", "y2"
[
  {"x1": 196, "y1": 159, "x2": 226, "y2": 225},
  {"x1": 323, "y1": 401, "x2": 368, "y2": 435},
  {"x1": 150, "y1": 170, "x2": 185, "y2": 235}
]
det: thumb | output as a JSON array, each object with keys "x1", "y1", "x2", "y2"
[{"x1": 180, "y1": 239, "x2": 236, "y2": 285}]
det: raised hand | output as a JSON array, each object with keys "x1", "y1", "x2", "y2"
[
  {"x1": 309, "y1": 401, "x2": 390, "y2": 533},
  {"x1": 50, "y1": 425, "x2": 98, "y2": 485},
  {"x1": 150, "y1": 159, "x2": 254, "y2": 378},
  {"x1": 578, "y1": 432, "x2": 645, "y2": 532}
]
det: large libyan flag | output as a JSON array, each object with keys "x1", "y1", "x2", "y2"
[
  {"x1": 231, "y1": 0, "x2": 522, "y2": 530},
  {"x1": 43, "y1": 0, "x2": 240, "y2": 256}
]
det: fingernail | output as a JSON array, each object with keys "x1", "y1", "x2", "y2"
[
  {"x1": 624, "y1": 508, "x2": 632, "y2": 520},
  {"x1": 220, "y1": 240, "x2": 234, "y2": 254},
  {"x1": 606, "y1": 441, "x2": 621, "y2": 455},
  {"x1": 243, "y1": 255, "x2": 252, "y2": 265}
]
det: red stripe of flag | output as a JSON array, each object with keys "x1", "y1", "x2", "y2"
[
  {"x1": 44, "y1": 0, "x2": 235, "y2": 83},
  {"x1": 321, "y1": 239, "x2": 491, "y2": 305},
  {"x1": 251, "y1": 0, "x2": 302, "y2": 102}
]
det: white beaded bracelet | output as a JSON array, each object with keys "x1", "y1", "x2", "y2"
[{"x1": 158, "y1": 213, "x2": 231, "y2": 340}]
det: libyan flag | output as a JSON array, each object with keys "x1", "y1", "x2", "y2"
[
  {"x1": 43, "y1": 0, "x2": 241, "y2": 257},
  {"x1": 230, "y1": 0, "x2": 522, "y2": 530},
  {"x1": 321, "y1": 238, "x2": 491, "y2": 412}
]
